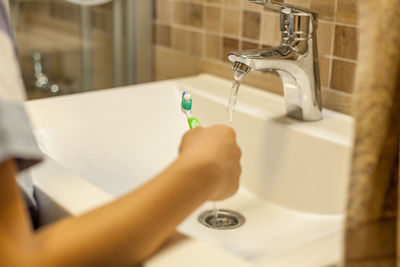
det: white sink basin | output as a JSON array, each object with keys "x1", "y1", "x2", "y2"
[{"x1": 26, "y1": 74, "x2": 353, "y2": 267}]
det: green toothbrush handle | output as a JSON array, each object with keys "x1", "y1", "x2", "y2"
[{"x1": 188, "y1": 117, "x2": 200, "y2": 129}]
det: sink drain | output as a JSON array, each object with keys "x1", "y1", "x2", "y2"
[{"x1": 198, "y1": 209, "x2": 245, "y2": 230}]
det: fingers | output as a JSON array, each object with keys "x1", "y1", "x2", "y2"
[
  {"x1": 210, "y1": 124, "x2": 236, "y2": 138},
  {"x1": 178, "y1": 124, "x2": 242, "y2": 201}
]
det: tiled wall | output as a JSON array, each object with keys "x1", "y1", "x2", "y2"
[{"x1": 154, "y1": 0, "x2": 359, "y2": 115}]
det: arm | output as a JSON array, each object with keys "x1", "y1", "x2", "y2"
[{"x1": 0, "y1": 125, "x2": 241, "y2": 267}]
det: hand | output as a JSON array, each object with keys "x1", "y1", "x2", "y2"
[{"x1": 178, "y1": 125, "x2": 242, "y2": 201}]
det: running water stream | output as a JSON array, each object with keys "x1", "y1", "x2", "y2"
[
  {"x1": 211, "y1": 70, "x2": 246, "y2": 226},
  {"x1": 227, "y1": 70, "x2": 246, "y2": 126}
]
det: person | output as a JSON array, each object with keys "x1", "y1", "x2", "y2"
[{"x1": 0, "y1": 1, "x2": 242, "y2": 266}]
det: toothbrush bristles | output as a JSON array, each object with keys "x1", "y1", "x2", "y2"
[{"x1": 183, "y1": 92, "x2": 191, "y2": 102}]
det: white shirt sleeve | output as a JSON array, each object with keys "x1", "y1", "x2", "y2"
[{"x1": 0, "y1": 8, "x2": 42, "y2": 171}]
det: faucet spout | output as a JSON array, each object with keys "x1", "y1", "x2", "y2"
[
  {"x1": 229, "y1": 46, "x2": 298, "y2": 71},
  {"x1": 228, "y1": 6, "x2": 322, "y2": 121}
]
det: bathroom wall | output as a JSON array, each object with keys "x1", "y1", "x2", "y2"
[{"x1": 154, "y1": 0, "x2": 359, "y2": 115}]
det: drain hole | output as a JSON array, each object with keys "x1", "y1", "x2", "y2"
[{"x1": 198, "y1": 209, "x2": 245, "y2": 230}]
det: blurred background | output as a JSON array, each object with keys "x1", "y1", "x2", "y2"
[
  {"x1": 10, "y1": 0, "x2": 153, "y2": 99},
  {"x1": 11, "y1": 0, "x2": 358, "y2": 116}
]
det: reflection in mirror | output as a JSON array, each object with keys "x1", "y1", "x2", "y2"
[{"x1": 9, "y1": 0, "x2": 153, "y2": 100}]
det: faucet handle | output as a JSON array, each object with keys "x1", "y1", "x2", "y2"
[
  {"x1": 249, "y1": 2, "x2": 317, "y2": 39},
  {"x1": 280, "y1": 8, "x2": 314, "y2": 39}
]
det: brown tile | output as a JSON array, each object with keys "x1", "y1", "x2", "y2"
[
  {"x1": 260, "y1": 12, "x2": 281, "y2": 47},
  {"x1": 186, "y1": 4, "x2": 204, "y2": 28},
  {"x1": 331, "y1": 59, "x2": 357, "y2": 93},
  {"x1": 173, "y1": 2, "x2": 186, "y2": 25},
  {"x1": 156, "y1": 0, "x2": 170, "y2": 22},
  {"x1": 186, "y1": 31, "x2": 203, "y2": 56},
  {"x1": 223, "y1": 0, "x2": 242, "y2": 8},
  {"x1": 241, "y1": 41, "x2": 259, "y2": 50},
  {"x1": 223, "y1": 8, "x2": 240, "y2": 35},
  {"x1": 172, "y1": 28, "x2": 203, "y2": 56},
  {"x1": 173, "y1": 2, "x2": 203, "y2": 28},
  {"x1": 310, "y1": 0, "x2": 335, "y2": 21},
  {"x1": 284, "y1": 0, "x2": 311, "y2": 9},
  {"x1": 154, "y1": 46, "x2": 199, "y2": 81},
  {"x1": 317, "y1": 21, "x2": 333, "y2": 56},
  {"x1": 223, "y1": 37, "x2": 239, "y2": 62},
  {"x1": 186, "y1": 0, "x2": 203, "y2": 4},
  {"x1": 171, "y1": 28, "x2": 186, "y2": 51},
  {"x1": 242, "y1": 11, "x2": 261, "y2": 40},
  {"x1": 155, "y1": 24, "x2": 171, "y2": 47},
  {"x1": 336, "y1": 0, "x2": 358, "y2": 25},
  {"x1": 321, "y1": 88, "x2": 353, "y2": 115},
  {"x1": 205, "y1": 34, "x2": 222, "y2": 60},
  {"x1": 318, "y1": 56, "x2": 330, "y2": 88},
  {"x1": 206, "y1": 0, "x2": 222, "y2": 4},
  {"x1": 204, "y1": 6, "x2": 221, "y2": 32},
  {"x1": 333, "y1": 25, "x2": 359, "y2": 60},
  {"x1": 243, "y1": 1, "x2": 264, "y2": 11}
]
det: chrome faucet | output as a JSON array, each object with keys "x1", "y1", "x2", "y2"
[{"x1": 228, "y1": 1, "x2": 322, "y2": 121}]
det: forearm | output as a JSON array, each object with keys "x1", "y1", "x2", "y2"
[
  {"x1": 0, "y1": 125, "x2": 240, "y2": 267},
  {"x1": 34, "y1": 156, "x2": 216, "y2": 266}
]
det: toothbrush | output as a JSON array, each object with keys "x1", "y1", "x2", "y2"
[
  {"x1": 182, "y1": 92, "x2": 220, "y2": 221},
  {"x1": 181, "y1": 91, "x2": 201, "y2": 129}
]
